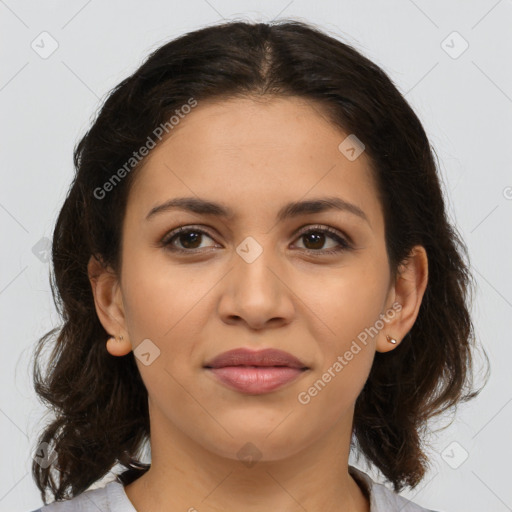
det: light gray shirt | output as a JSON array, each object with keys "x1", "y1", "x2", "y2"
[{"x1": 29, "y1": 465, "x2": 440, "y2": 511}]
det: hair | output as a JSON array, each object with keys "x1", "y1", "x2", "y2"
[{"x1": 31, "y1": 18, "x2": 489, "y2": 504}]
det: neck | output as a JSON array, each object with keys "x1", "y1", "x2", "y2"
[{"x1": 124, "y1": 406, "x2": 370, "y2": 512}]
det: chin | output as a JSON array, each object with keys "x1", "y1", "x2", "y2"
[{"x1": 196, "y1": 426, "x2": 312, "y2": 465}]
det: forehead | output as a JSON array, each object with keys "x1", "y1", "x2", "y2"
[{"x1": 126, "y1": 96, "x2": 383, "y2": 230}]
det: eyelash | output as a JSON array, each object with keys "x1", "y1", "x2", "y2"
[{"x1": 160, "y1": 224, "x2": 351, "y2": 256}]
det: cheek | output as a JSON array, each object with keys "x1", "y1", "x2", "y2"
[
  {"x1": 290, "y1": 257, "x2": 387, "y2": 409},
  {"x1": 120, "y1": 246, "x2": 208, "y2": 342},
  {"x1": 296, "y1": 278, "x2": 380, "y2": 424},
  {"x1": 120, "y1": 249, "x2": 219, "y2": 400},
  {"x1": 298, "y1": 349, "x2": 374, "y2": 413},
  {"x1": 294, "y1": 256, "x2": 390, "y2": 350}
]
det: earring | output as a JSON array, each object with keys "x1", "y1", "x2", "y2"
[
  {"x1": 386, "y1": 335, "x2": 398, "y2": 344},
  {"x1": 106, "y1": 334, "x2": 131, "y2": 356}
]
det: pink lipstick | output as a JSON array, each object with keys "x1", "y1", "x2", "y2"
[{"x1": 203, "y1": 348, "x2": 309, "y2": 395}]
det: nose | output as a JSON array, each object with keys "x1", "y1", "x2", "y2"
[{"x1": 217, "y1": 237, "x2": 295, "y2": 331}]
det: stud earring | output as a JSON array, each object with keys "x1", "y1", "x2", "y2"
[
  {"x1": 107, "y1": 334, "x2": 124, "y2": 345},
  {"x1": 386, "y1": 335, "x2": 397, "y2": 344}
]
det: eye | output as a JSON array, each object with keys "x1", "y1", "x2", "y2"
[
  {"x1": 160, "y1": 224, "x2": 351, "y2": 255},
  {"x1": 292, "y1": 225, "x2": 351, "y2": 255},
  {"x1": 161, "y1": 226, "x2": 218, "y2": 253}
]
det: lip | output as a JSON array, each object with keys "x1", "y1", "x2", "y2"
[
  {"x1": 203, "y1": 348, "x2": 309, "y2": 395},
  {"x1": 204, "y1": 347, "x2": 308, "y2": 369}
]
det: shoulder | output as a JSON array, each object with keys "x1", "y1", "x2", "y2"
[
  {"x1": 27, "y1": 479, "x2": 136, "y2": 512},
  {"x1": 30, "y1": 469, "x2": 442, "y2": 512},
  {"x1": 348, "y1": 465, "x2": 442, "y2": 512}
]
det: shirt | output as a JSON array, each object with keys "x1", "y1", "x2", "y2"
[{"x1": 28, "y1": 465, "x2": 440, "y2": 511}]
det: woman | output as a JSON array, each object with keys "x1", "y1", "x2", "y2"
[{"x1": 28, "y1": 19, "x2": 487, "y2": 512}]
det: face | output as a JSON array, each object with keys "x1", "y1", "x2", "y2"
[{"x1": 104, "y1": 96, "x2": 401, "y2": 462}]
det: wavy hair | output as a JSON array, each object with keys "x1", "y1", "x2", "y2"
[{"x1": 31, "y1": 19, "x2": 489, "y2": 504}]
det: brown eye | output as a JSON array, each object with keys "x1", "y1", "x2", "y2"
[
  {"x1": 162, "y1": 227, "x2": 217, "y2": 252},
  {"x1": 302, "y1": 231, "x2": 327, "y2": 250},
  {"x1": 160, "y1": 224, "x2": 351, "y2": 256},
  {"x1": 293, "y1": 226, "x2": 351, "y2": 255}
]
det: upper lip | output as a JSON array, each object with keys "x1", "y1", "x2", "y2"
[{"x1": 204, "y1": 348, "x2": 308, "y2": 369}]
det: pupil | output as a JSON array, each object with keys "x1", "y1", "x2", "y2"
[
  {"x1": 305, "y1": 232, "x2": 324, "y2": 250},
  {"x1": 181, "y1": 232, "x2": 201, "y2": 249}
]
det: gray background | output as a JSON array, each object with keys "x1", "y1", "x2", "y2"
[{"x1": 1, "y1": 1, "x2": 511, "y2": 511}]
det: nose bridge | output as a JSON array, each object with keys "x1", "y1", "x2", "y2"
[
  {"x1": 233, "y1": 234, "x2": 278, "y2": 295},
  {"x1": 219, "y1": 232, "x2": 293, "y2": 327}
]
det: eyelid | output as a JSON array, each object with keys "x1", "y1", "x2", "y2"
[
  {"x1": 293, "y1": 223, "x2": 351, "y2": 243},
  {"x1": 160, "y1": 224, "x2": 218, "y2": 248},
  {"x1": 292, "y1": 224, "x2": 352, "y2": 253}
]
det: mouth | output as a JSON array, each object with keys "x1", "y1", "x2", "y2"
[{"x1": 203, "y1": 348, "x2": 309, "y2": 395}]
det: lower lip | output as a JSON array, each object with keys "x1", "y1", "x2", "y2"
[{"x1": 206, "y1": 366, "x2": 306, "y2": 394}]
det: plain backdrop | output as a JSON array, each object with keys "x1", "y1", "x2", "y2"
[{"x1": 1, "y1": 1, "x2": 511, "y2": 511}]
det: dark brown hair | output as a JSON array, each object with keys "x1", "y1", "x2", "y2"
[{"x1": 31, "y1": 18, "x2": 489, "y2": 504}]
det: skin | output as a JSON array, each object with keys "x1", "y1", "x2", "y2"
[{"x1": 88, "y1": 96, "x2": 428, "y2": 512}]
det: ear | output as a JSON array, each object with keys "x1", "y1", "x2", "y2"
[
  {"x1": 87, "y1": 254, "x2": 131, "y2": 356},
  {"x1": 376, "y1": 245, "x2": 429, "y2": 353}
]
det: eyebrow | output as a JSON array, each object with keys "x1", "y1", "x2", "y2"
[{"x1": 145, "y1": 196, "x2": 370, "y2": 225}]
